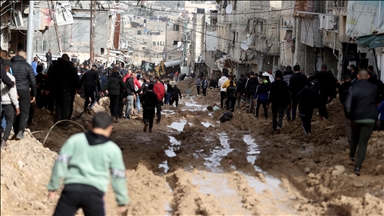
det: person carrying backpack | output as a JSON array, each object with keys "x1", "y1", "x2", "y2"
[{"x1": 254, "y1": 78, "x2": 269, "y2": 119}]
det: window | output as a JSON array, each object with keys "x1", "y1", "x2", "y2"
[
  {"x1": 143, "y1": 42, "x2": 147, "y2": 45},
  {"x1": 173, "y1": 40, "x2": 178, "y2": 45},
  {"x1": 157, "y1": 41, "x2": 160, "y2": 46},
  {"x1": 101, "y1": 48, "x2": 105, "y2": 55},
  {"x1": 153, "y1": 42, "x2": 156, "y2": 46},
  {"x1": 137, "y1": 30, "x2": 141, "y2": 35},
  {"x1": 259, "y1": 21, "x2": 263, "y2": 33},
  {"x1": 173, "y1": 24, "x2": 179, "y2": 31},
  {"x1": 232, "y1": 32, "x2": 235, "y2": 45}
]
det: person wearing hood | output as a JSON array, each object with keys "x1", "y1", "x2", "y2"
[
  {"x1": 236, "y1": 74, "x2": 247, "y2": 109},
  {"x1": 218, "y1": 72, "x2": 228, "y2": 109},
  {"x1": 48, "y1": 54, "x2": 79, "y2": 128},
  {"x1": 79, "y1": 64, "x2": 102, "y2": 113},
  {"x1": 296, "y1": 79, "x2": 321, "y2": 137},
  {"x1": 288, "y1": 65, "x2": 307, "y2": 121},
  {"x1": 268, "y1": 70, "x2": 289, "y2": 132},
  {"x1": 104, "y1": 66, "x2": 126, "y2": 122},
  {"x1": 10, "y1": 51, "x2": 37, "y2": 140},
  {"x1": 141, "y1": 84, "x2": 159, "y2": 133},
  {"x1": 283, "y1": 66, "x2": 294, "y2": 120},
  {"x1": 244, "y1": 71, "x2": 259, "y2": 113},
  {"x1": 170, "y1": 85, "x2": 182, "y2": 107}
]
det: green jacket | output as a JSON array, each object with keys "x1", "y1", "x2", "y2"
[{"x1": 47, "y1": 131, "x2": 129, "y2": 206}]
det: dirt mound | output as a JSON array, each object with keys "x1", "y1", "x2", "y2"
[{"x1": 1, "y1": 131, "x2": 57, "y2": 215}]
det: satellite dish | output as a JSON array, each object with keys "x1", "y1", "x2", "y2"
[
  {"x1": 225, "y1": 4, "x2": 232, "y2": 14},
  {"x1": 240, "y1": 40, "x2": 249, "y2": 50}
]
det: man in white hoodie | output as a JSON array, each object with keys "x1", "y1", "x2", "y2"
[
  {"x1": 1, "y1": 60, "x2": 20, "y2": 148},
  {"x1": 218, "y1": 72, "x2": 228, "y2": 109}
]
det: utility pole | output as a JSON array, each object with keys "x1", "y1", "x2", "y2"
[
  {"x1": 49, "y1": 0, "x2": 62, "y2": 56},
  {"x1": 26, "y1": 0, "x2": 34, "y2": 63},
  {"x1": 181, "y1": 18, "x2": 190, "y2": 74},
  {"x1": 90, "y1": 0, "x2": 96, "y2": 65}
]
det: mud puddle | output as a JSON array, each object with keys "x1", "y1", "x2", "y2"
[
  {"x1": 167, "y1": 120, "x2": 187, "y2": 132},
  {"x1": 204, "y1": 132, "x2": 233, "y2": 172}
]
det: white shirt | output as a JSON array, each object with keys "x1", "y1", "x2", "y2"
[{"x1": 218, "y1": 76, "x2": 228, "y2": 92}]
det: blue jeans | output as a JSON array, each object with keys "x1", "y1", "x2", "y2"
[
  {"x1": 165, "y1": 93, "x2": 171, "y2": 104},
  {"x1": 125, "y1": 95, "x2": 134, "y2": 118},
  {"x1": 1, "y1": 116, "x2": 6, "y2": 132},
  {"x1": 136, "y1": 94, "x2": 141, "y2": 112}
]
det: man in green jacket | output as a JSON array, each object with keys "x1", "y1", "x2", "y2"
[{"x1": 47, "y1": 112, "x2": 129, "y2": 215}]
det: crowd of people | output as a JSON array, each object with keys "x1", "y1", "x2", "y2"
[
  {"x1": 0, "y1": 49, "x2": 184, "y2": 148},
  {"x1": 205, "y1": 64, "x2": 384, "y2": 176}
]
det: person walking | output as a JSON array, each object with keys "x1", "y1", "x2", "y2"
[
  {"x1": 196, "y1": 76, "x2": 201, "y2": 95},
  {"x1": 218, "y1": 73, "x2": 228, "y2": 109},
  {"x1": 35, "y1": 65, "x2": 49, "y2": 109},
  {"x1": 104, "y1": 66, "x2": 126, "y2": 122},
  {"x1": 307, "y1": 64, "x2": 338, "y2": 120},
  {"x1": 170, "y1": 85, "x2": 182, "y2": 107},
  {"x1": 268, "y1": 70, "x2": 289, "y2": 132},
  {"x1": 11, "y1": 50, "x2": 36, "y2": 140},
  {"x1": 124, "y1": 73, "x2": 135, "y2": 119},
  {"x1": 47, "y1": 112, "x2": 129, "y2": 215},
  {"x1": 339, "y1": 74, "x2": 352, "y2": 145},
  {"x1": 153, "y1": 77, "x2": 165, "y2": 124},
  {"x1": 244, "y1": 72, "x2": 259, "y2": 113},
  {"x1": 236, "y1": 74, "x2": 246, "y2": 109},
  {"x1": 48, "y1": 54, "x2": 79, "y2": 129},
  {"x1": 141, "y1": 84, "x2": 159, "y2": 133},
  {"x1": 296, "y1": 79, "x2": 321, "y2": 137},
  {"x1": 288, "y1": 65, "x2": 307, "y2": 121},
  {"x1": 31, "y1": 57, "x2": 38, "y2": 76},
  {"x1": 283, "y1": 66, "x2": 293, "y2": 120},
  {"x1": 46, "y1": 49, "x2": 52, "y2": 68},
  {"x1": 344, "y1": 70, "x2": 378, "y2": 176},
  {"x1": 254, "y1": 78, "x2": 269, "y2": 119},
  {"x1": 1, "y1": 60, "x2": 20, "y2": 148},
  {"x1": 201, "y1": 76, "x2": 208, "y2": 97},
  {"x1": 225, "y1": 80, "x2": 237, "y2": 112},
  {"x1": 79, "y1": 64, "x2": 101, "y2": 113},
  {"x1": 165, "y1": 80, "x2": 173, "y2": 105}
]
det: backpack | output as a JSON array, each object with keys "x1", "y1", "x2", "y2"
[{"x1": 220, "y1": 111, "x2": 233, "y2": 122}]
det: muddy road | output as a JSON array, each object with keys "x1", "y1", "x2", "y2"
[{"x1": 1, "y1": 78, "x2": 384, "y2": 215}]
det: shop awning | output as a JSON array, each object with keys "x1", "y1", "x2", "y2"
[{"x1": 356, "y1": 33, "x2": 384, "y2": 49}]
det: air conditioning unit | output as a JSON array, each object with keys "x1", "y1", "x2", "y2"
[
  {"x1": 319, "y1": 15, "x2": 326, "y2": 29},
  {"x1": 13, "y1": 10, "x2": 24, "y2": 28},
  {"x1": 282, "y1": 20, "x2": 293, "y2": 28},
  {"x1": 325, "y1": 16, "x2": 336, "y2": 30}
]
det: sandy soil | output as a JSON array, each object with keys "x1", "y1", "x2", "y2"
[{"x1": 1, "y1": 77, "x2": 383, "y2": 215}]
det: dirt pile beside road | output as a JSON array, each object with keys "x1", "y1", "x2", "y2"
[{"x1": 1, "y1": 131, "x2": 57, "y2": 215}]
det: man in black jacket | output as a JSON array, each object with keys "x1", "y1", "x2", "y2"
[
  {"x1": 288, "y1": 65, "x2": 307, "y2": 121},
  {"x1": 307, "y1": 64, "x2": 338, "y2": 120},
  {"x1": 125, "y1": 74, "x2": 135, "y2": 119},
  {"x1": 11, "y1": 51, "x2": 37, "y2": 140},
  {"x1": 79, "y1": 64, "x2": 101, "y2": 113},
  {"x1": 268, "y1": 70, "x2": 289, "y2": 132},
  {"x1": 339, "y1": 74, "x2": 352, "y2": 145},
  {"x1": 344, "y1": 70, "x2": 378, "y2": 176},
  {"x1": 244, "y1": 72, "x2": 258, "y2": 113},
  {"x1": 140, "y1": 84, "x2": 158, "y2": 133},
  {"x1": 236, "y1": 74, "x2": 246, "y2": 109},
  {"x1": 46, "y1": 49, "x2": 52, "y2": 68},
  {"x1": 104, "y1": 66, "x2": 125, "y2": 122},
  {"x1": 48, "y1": 54, "x2": 79, "y2": 128}
]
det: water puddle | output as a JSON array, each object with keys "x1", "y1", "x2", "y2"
[
  {"x1": 192, "y1": 172, "x2": 252, "y2": 215},
  {"x1": 204, "y1": 133, "x2": 233, "y2": 172},
  {"x1": 201, "y1": 122, "x2": 214, "y2": 128},
  {"x1": 240, "y1": 171, "x2": 297, "y2": 214},
  {"x1": 242, "y1": 135, "x2": 262, "y2": 171},
  {"x1": 164, "y1": 182, "x2": 173, "y2": 215},
  {"x1": 181, "y1": 98, "x2": 207, "y2": 111},
  {"x1": 159, "y1": 160, "x2": 169, "y2": 173},
  {"x1": 164, "y1": 136, "x2": 181, "y2": 158},
  {"x1": 167, "y1": 120, "x2": 187, "y2": 132}
]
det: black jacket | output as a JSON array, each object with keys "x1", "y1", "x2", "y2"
[
  {"x1": 79, "y1": 69, "x2": 101, "y2": 90},
  {"x1": 45, "y1": 52, "x2": 52, "y2": 62},
  {"x1": 268, "y1": 79, "x2": 289, "y2": 106},
  {"x1": 171, "y1": 87, "x2": 182, "y2": 99},
  {"x1": 338, "y1": 81, "x2": 351, "y2": 105},
  {"x1": 104, "y1": 72, "x2": 125, "y2": 96},
  {"x1": 138, "y1": 81, "x2": 153, "y2": 94},
  {"x1": 48, "y1": 58, "x2": 79, "y2": 94},
  {"x1": 236, "y1": 77, "x2": 247, "y2": 93},
  {"x1": 140, "y1": 90, "x2": 158, "y2": 109},
  {"x1": 167, "y1": 84, "x2": 173, "y2": 93},
  {"x1": 11, "y1": 55, "x2": 37, "y2": 96},
  {"x1": 296, "y1": 86, "x2": 320, "y2": 114},
  {"x1": 308, "y1": 71, "x2": 337, "y2": 98},
  {"x1": 344, "y1": 79, "x2": 378, "y2": 121},
  {"x1": 226, "y1": 85, "x2": 237, "y2": 98},
  {"x1": 289, "y1": 73, "x2": 307, "y2": 100},
  {"x1": 245, "y1": 77, "x2": 258, "y2": 95},
  {"x1": 125, "y1": 77, "x2": 135, "y2": 95}
]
